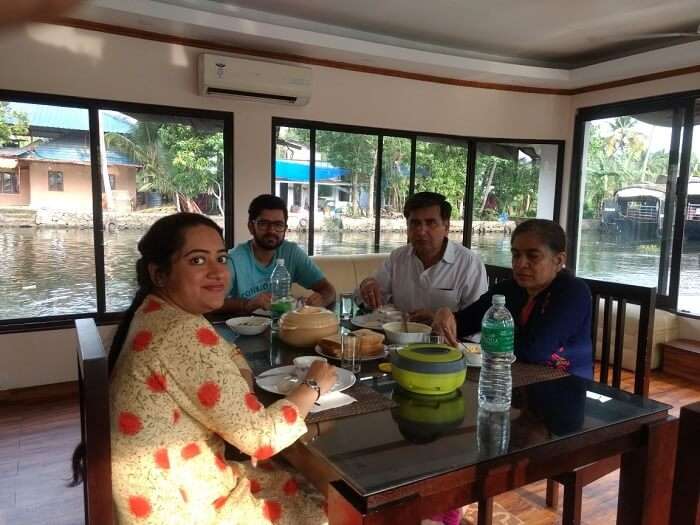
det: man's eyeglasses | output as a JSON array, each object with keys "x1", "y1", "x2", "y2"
[{"x1": 253, "y1": 219, "x2": 287, "y2": 232}]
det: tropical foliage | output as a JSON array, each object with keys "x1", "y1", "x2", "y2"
[
  {"x1": 0, "y1": 103, "x2": 28, "y2": 147},
  {"x1": 106, "y1": 121, "x2": 224, "y2": 214},
  {"x1": 415, "y1": 141, "x2": 467, "y2": 219},
  {"x1": 581, "y1": 117, "x2": 686, "y2": 219},
  {"x1": 281, "y1": 127, "x2": 545, "y2": 221}
]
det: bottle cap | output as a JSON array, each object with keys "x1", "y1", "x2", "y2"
[
  {"x1": 276, "y1": 258, "x2": 285, "y2": 266},
  {"x1": 492, "y1": 294, "x2": 506, "y2": 306}
]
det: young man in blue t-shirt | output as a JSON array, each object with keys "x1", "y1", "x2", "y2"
[{"x1": 220, "y1": 194, "x2": 336, "y2": 314}]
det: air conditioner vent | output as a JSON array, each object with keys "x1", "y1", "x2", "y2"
[{"x1": 199, "y1": 54, "x2": 311, "y2": 106}]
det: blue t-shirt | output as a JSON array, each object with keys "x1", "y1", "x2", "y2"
[{"x1": 227, "y1": 240, "x2": 325, "y2": 299}]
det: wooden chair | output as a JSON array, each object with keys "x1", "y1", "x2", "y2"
[
  {"x1": 480, "y1": 266, "x2": 658, "y2": 525},
  {"x1": 484, "y1": 263, "x2": 513, "y2": 289},
  {"x1": 671, "y1": 402, "x2": 700, "y2": 525},
  {"x1": 546, "y1": 278, "x2": 656, "y2": 524},
  {"x1": 75, "y1": 318, "x2": 113, "y2": 525}
]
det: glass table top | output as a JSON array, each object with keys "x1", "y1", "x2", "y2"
[
  {"x1": 305, "y1": 375, "x2": 669, "y2": 496},
  {"x1": 215, "y1": 324, "x2": 671, "y2": 497}
]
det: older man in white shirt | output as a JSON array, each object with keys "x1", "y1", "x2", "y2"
[{"x1": 356, "y1": 192, "x2": 487, "y2": 323}]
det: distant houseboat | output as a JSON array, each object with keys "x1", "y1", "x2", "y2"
[{"x1": 601, "y1": 179, "x2": 700, "y2": 240}]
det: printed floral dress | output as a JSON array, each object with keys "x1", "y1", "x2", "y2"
[{"x1": 110, "y1": 296, "x2": 327, "y2": 524}]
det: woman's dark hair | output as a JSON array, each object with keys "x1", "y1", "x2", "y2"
[
  {"x1": 248, "y1": 194, "x2": 288, "y2": 223},
  {"x1": 511, "y1": 219, "x2": 567, "y2": 253},
  {"x1": 403, "y1": 191, "x2": 451, "y2": 221},
  {"x1": 70, "y1": 212, "x2": 223, "y2": 487}
]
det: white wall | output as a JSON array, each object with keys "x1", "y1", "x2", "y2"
[
  {"x1": 0, "y1": 23, "x2": 697, "y2": 389},
  {"x1": 0, "y1": 23, "x2": 571, "y2": 390}
]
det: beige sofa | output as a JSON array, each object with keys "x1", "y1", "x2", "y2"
[
  {"x1": 293, "y1": 253, "x2": 677, "y2": 372},
  {"x1": 291, "y1": 254, "x2": 388, "y2": 296}
]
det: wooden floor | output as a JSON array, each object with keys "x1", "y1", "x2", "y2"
[{"x1": 0, "y1": 368, "x2": 697, "y2": 525}]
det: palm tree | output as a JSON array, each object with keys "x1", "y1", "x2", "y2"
[
  {"x1": 604, "y1": 116, "x2": 647, "y2": 171},
  {"x1": 105, "y1": 122, "x2": 175, "y2": 197}
]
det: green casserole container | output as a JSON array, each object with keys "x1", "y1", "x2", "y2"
[
  {"x1": 392, "y1": 388, "x2": 465, "y2": 443},
  {"x1": 390, "y1": 344, "x2": 467, "y2": 395}
]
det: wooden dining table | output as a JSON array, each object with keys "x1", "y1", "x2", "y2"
[{"x1": 214, "y1": 323, "x2": 678, "y2": 525}]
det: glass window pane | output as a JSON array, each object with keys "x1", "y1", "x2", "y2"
[
  {"x1": 379, "y1": 136, "x2": 411, "y2": 253},
  {"x1": 0, "y1": 101, "x2": 96, "y2": 320},
  {"x1": 471, "y1": 142, "x2": 559, "y2": 266},
  {"x1": 415, "y1": 138, "x2": 467, "y2": 244},
  {"x1": 315, "y1": 130, "x2": 378, "y2": 255},
  {"x1": 575, "y1": 111, "x2": 679, "y2": 294},
  {"x1": 100, "y1": 110, "x2": 225, "y2": 312},
  {"x1": 679, "y1": 102, "x2": 700, "y2": 315},
  {"x1": 275, "y1": 126, "x2": 310, "y2": 253}
]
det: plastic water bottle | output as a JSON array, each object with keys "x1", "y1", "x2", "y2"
[
  {"x1": 477, "y1": 408, "x2": 511, "y2": 456},
  {"x1": 270, "y1": 259, "x2": 293, "y2": 328},
  {"x1": 478, "y1": 294, "x2": 514, "y2": 411}
]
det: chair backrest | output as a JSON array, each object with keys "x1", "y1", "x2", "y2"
[
  {"x1": 483, "y1": 265, "x2": 656, "y2": 397},
  {"x1": 75, "y1": 318, "x2": 113, "y2": 525},
  {"x1": 583, "y1": 277, "x2": 656, "y2": 397},
  {"x1": 484, "y1": 264, "x2": 514, "y2": 289},
  {"x1": 671, "y1": 401, "x2": 700, "y2": 525}
]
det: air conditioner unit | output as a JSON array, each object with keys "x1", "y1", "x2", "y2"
[{"x1": 198, "y1": 53, "x2": 312, "y2": 106}]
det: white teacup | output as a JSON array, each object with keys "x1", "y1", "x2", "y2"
[{"x1": 293, "y1": 355, "x2": 327, "y2": 379}]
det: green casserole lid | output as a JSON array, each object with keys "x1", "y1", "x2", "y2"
[{"x1": 391, "y1": 344, "x2": 466, "y2": 374}]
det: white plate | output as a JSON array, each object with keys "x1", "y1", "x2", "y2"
[
  {"x1": 314, "y1": 344, "x2": 388, "y2": 362},
  {"x1": 457, "y1": 345, "x2": 517, "y2": 368},
  {"x1": 252, "y1": 308, "x2": 272, "y2": 317},
  {"x1": 351, "y1": 313, "x2": 385, "y2": 330},
  {"x1": 256, "y1": 365, "x2": 356, "y2": 396},
  {"x1": 225, "y1": 316, "x2": 270, "y2": 335}
]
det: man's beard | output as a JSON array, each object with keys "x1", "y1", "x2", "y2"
[{"x1": 253, "y1": 232, "x2": 284, "y2": 251}]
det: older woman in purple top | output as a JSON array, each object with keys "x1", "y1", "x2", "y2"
[{"x1": 433, "y1": 219, "x2": 593, "y2": 379}]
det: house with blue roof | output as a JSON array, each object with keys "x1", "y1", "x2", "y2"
[
  {"x1": 274, "y1": 140, "x2": 358, "y2": 221},
  {"x1": 0, "y1": 104, "x2": 140, "y2": 212}
]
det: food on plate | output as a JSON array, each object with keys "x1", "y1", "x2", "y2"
[
  {"x1": 319, "y1": 329, "x2": 385, "y2": 357},
  {"x1": 463, "y1": 343, "x2": 481, "y2": 354},
  {"x1": 353, "y1": 329, "x2": 385, "y2": 354}
]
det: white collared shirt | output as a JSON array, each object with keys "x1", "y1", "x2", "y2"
[{"x1": 357, "y1": 240, "x2": 488, "y2": 313}]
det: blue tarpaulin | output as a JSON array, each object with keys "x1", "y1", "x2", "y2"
[{"x1": 275, "y1": 159, "x2": 349, "y2": 183}]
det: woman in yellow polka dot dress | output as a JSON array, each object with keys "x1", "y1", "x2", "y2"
[{"x1": 70, "y1": 213, "x2": 336, "y2": 525}]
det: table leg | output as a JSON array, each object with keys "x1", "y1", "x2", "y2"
[
  {"x1": 617, "y1": 416, "x2": 679, "y2": 525},
  {"x1": 327, "y1": 482, "x2": 421, "y2": 525},
  {"x1": 477, "y1": 497, "x2": 493, "y2": 525},
  {"x1": 545, "y1": 479, "x2": 559, "y2": 508}
]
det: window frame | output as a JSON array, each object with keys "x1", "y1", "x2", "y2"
[
  {"x1": 48, "y1": 170, "x2": 64, "y2": 191},
  {"x1": 271, "y1": 117, "x2": 565, "y2": 255},
  {"x1": 567, "y1": 89, "x2": 700, "y2": 316},
  {"x1": 0, "y1": 171, "x2": 19, "y2": 193},
  {"x1": 0, "y1": 89, "x2": 234, "y2": 333}
]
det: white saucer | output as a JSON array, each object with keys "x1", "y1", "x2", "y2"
[
  {"x1": 315, "y1": 344, "x2": 388, "y2": 362},
  {"x1": 350, "y1": 314, "x2": 385, "y2": 330},
  {"x1": 256, "y1": 365, "x2": 356, "y2": 396}
]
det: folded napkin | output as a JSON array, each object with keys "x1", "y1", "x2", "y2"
[{"x1": 309, "y1": 391, "x2": 356, "y2": 413}]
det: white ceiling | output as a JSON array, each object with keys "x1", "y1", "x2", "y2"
[{"x1": 69, "y1": 0, "x2": 700, "y2": 90}]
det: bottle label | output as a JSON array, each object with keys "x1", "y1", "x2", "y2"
[
  {"x1": 270, "y1": 298, "x2": 294, "y2": 315},
  {"x1": 481, "y1": 325, "x2": 514, "y2": 353}
]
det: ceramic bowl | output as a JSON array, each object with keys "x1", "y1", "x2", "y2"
[
  {"x1": 279, "y1": 306, "x2": 339, "y2": 347},
  {"x1": 382, "y1": 321, "x2": 432, "y2": 344},
  {"x1": 225, "y1": 316, "x2": 270, "y2": 336},
  {"x1": 293, "y1": 355, "x2": 327, "y2": 379},
  {"x1": 460, "y1": 343, "x2": 483, "y2": 366}
]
